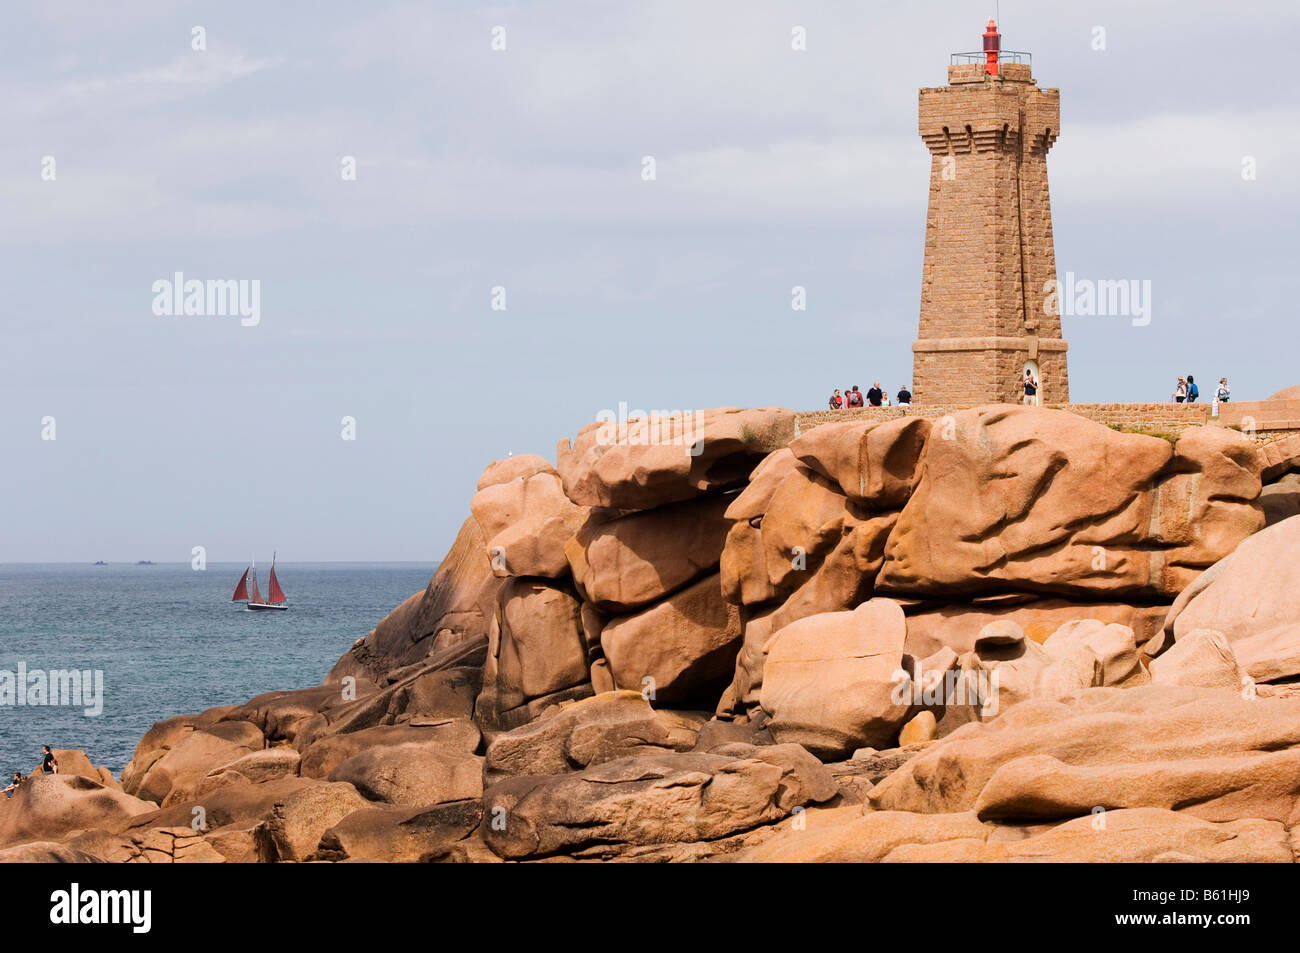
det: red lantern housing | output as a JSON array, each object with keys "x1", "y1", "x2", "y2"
[{"x1": 983, "y1": 19, "x2": 1001, "y2": 75}]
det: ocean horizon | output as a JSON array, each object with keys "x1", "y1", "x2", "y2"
[{"x1": 0, "y1": 562, "x2": 436, "y2": 776}]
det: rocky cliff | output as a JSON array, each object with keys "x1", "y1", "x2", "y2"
[{"x1": 9, "y1": 404, "x2": 1300, "y2": 863}]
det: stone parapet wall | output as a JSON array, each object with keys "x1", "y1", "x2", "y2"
[
  {"x1": 793, "y1": 401, "x2": 1299, "y2": 441},
  {"x1": 1218, "y1": 399, "x2": 1300, "y2": 431},
  {"x1": 1056, "y1": 402, "x2": 1210, "y2": 434}
]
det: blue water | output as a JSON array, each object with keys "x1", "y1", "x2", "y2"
[{"x1": 0, "y1": 563, "x2": 434, "y2": 777}]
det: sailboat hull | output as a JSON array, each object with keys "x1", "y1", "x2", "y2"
[{"x1": 246, "y1": 603, "x2": 289, "y2": 611}]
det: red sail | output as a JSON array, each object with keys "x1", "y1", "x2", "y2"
[
  {"x1": 232, "y1": 568, "x2": 250, "y2": 602},
  {"x1": 268, "y1": 563, "x2": 286, "y2": 604},
  {"x1": 249, "y1": 567, "x2": 264, "y2": 605}
]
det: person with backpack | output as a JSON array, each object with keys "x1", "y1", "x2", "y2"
[
  {"x1": 1186, "y1": 375, "x2": 1199, "y2": 403},
  {"x1": 828, "y1": 389, "x2": 842, "y2": 410},
  {"x1": 1173, "y1": 377, "x2": 1187, "y2": 403},
  {"x1": 846, "y1": 386, "x2": 864, "y2": 409},
  {"x1": 1212, "y1": 378, "x2": 1230, "y2": 417}
]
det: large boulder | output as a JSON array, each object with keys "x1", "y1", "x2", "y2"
[
  {"x1": 471, "y1": 455, "x2": 588, "y2": 579},
  {"x1": 124, "y1": 775, "x2": 315, "y2": 836},
  {"x1": 254, "y1": 781, "x2": 371, "y2": 863},
  {"x1": 219, "y1": 686, "x2": 340, "y2": 747},
  {"x1": 44, "y1": 749, "x2": 102, "y2": 783},
  {"x1": 484, "y1": 691, "x2": 700, "y2": 782},
  {"x1": 759, "y1": 599, "x2": 918, "y2": 759},
  {"x1": 869, "y1": 686, "x2": 1300, "y2": 823},
  {"x1": 1257, "y1": 433, "x2": 1300, "y2": 482},
  {"x1": 566, "y1": 493, "x2": 732, "y2": 612},
  {"x1": 1164, "y1": 515, "x2": 1300, "y2": 652},
  {"x1": 600, "y1": 573, "x2": 742, "y2": 706},
  {"x1": 130, "y1": 720, "x2": 266, "y2": 807},
  {"x1": 904, "y1": 599, "x2": 1169, "y2": 659},
  {"x1": 1148, "y1": 427, "x2": 1263, "y2": 569},
  {"x1": 195, "y1": 747, "x2": 302, "y2": 798},
  {"x1": 728, "y1": 607, "x2": 780, "y2": 713},
  {"x1": 328, "y1": 745, "x2": 482, "y2": 808},
  {"x1": 0, "y1": 775, "x2": 154, "y2": 848},
  {"x1": 331, "y1": 514, "x2": 502, "y2": 684},
  {"x1": 1259, "y1": 473, "x2": 1300, "y2": 527},
  {"x1": 751, "y1": 808, "x2": 1289, "y2": 863},
  {"x1": 789, "y1": 416, "x2": 931, "y2": 507},
  {"x1": 740, "y1": 809, "x2": 989, "y2": 863},
  {"x1": 557, "y1": 407, "x2": 797, "y2": 511},
  {"x1": 725, "y1": 449, "x2": 800, "y2": 523},
  {"x1": 718, "y1": 449, "x2": 800, "y2": 607},
  {"x1": 121, "y1": 707, "x2": 239, "y2": 797},
  {"x1": 0, "y1": 841, "x2": 107, "y2": 863},
  {"x1": 1232, "y1": 623, "x2": 1300, "y2": 684},
  {"x1": 759, "y1": 465, "x2": 864, "y2": 593},
  {"x1": 878, "y1": 408, "x2": 1260, "y2": 599},
  {"x1": 482, "y1": 744, "x2": 836, "y2": 860},
  {"x1": 297, "y1": 639, "x2": 486, "y2": 747},
  {"x1": 1149, "y1": 630, "x2": 1244, "y2": 690},
  {"x1": 299, "y1": 721, "x2": 480, "y2": 779},
  {"x1": 312, "y1": 799, "x2": 484, "y2": 862},
  {"x1": 947, "y1": 620, "x2": 1148, "y2": 719},
  {"x1": 883, "y1": 811, "x2": 1289, "y2": 863},
  {"x1": 475, "y1": 578, "x2": 591, "y2": 730},
  {"x1": 764, "y1": 511, "x2": 897, "y2": 633}
]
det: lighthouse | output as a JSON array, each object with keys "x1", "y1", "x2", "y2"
[{"x1": 910, "y1": 21, "x2": 1069, "y2": 406}]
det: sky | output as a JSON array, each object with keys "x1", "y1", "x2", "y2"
[{"x1": 3, "y1": 0, "x2": 1298, "y2": 563}]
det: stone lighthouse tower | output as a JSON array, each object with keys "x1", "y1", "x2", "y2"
[{"x1": 911, "y1": 21, "x2": 1068, "y2": 406}]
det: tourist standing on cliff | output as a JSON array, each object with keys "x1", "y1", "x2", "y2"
[
  {"x1": 1022, "y1": 371, "x2": 1039, "y2": 406},
  {"x1": 866, "y1": 382, "x2": 884, "y2": 406},
  {"x1": 1186, "y1": 375, "x2": 1199, "y2": 402},
  {"x1": 1213, "y1": 378, "x2": 1231, "y2": 417},
  {"x1": 1173, "y1": 377, "x2": 1187, "y2": 403},
  {"x1": 897, "y1": 384, "x2": 912, "y2": 406},
  {"x1": 846, "y1": 386, "x2": 864, "y2": 409},
  {"x1": 829, "y1": 389, "x2": 842, "y2": 410},
  {"x1": 40, "y1": 746, "x2": 57, "y2": 775}
]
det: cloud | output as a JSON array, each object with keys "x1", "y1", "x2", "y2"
[
  {"x1": 1054, "y1": 109, "x2": 1300, "y2": 208},
  {"x1": 17, "y1": 50, "x2": 285, "y2": 119}
]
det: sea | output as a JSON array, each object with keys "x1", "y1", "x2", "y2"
[{"x1": 0, "y1": 562, "x2": 434, "y2": 777}]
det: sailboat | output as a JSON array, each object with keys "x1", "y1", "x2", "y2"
[{"x1": 232, "y1": 554, "x2": 289, "y2": 611}]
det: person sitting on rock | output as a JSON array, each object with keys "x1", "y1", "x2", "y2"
[
  {"x1": 896, "y1": 384, "x2": 912, "y2": 406},
  {"x1": 40, "y1": 746, "x2": 57, "y2": 775},
  {"x1": 866, "y1": 382, "x2": 884, "y2": 406},
  {"x1": 828, "y1": 389, "x2": 843, "y2": 410},
  {"x1": 3, "y1": 772, "x2": 21, "y2": 799}
]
